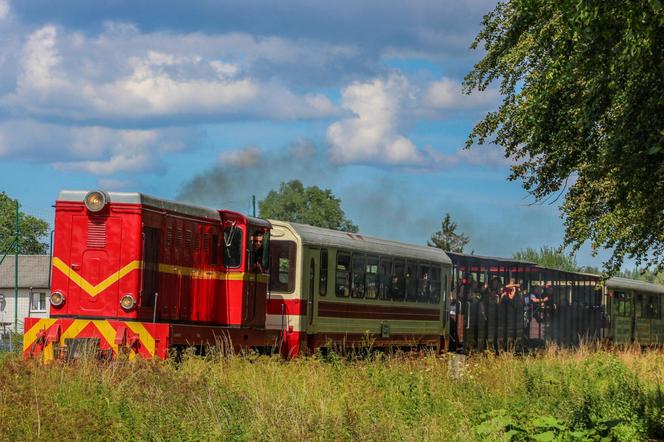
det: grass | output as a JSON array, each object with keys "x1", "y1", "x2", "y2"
[{"x1": 0, "y1": 346, "x2": 662, "y2": 441}]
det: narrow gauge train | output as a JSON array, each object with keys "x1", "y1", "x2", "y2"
[{"x1": 23, "y1": 190, "x2": 451, "y2": 360}]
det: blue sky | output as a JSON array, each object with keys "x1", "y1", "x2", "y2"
[{"x1": 0, "y1": 0, "x2": 613, "y2": 267}]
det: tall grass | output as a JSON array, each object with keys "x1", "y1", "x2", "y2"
[{"x1": 0, "y1": 347, "x2": 662, "y2": 441}]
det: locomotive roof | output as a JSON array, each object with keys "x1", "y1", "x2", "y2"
[
  {"x1": 605, "y1": 277, "x2": 664, "y2": 294},
  {"x1": 276, "y1": 221, "x2": 452, "y2": 265},
  {"x1": 57, "y1": 190, "x2": 271, "y2": 228}
]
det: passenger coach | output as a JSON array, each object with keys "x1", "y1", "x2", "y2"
[{"x1": 268, "y1": 221, "x2": 451, "y2": 357}]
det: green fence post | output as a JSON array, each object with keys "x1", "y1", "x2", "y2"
[{"x1": 14, "y1": 199, "x2": 19, "y2": 333}]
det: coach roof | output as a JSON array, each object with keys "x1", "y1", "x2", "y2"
[
  {"x1": 278, "y1": 221, "x2": 451, "y2": 264},
  {"x1": 606, "y1": 277, "x2": 664, "y2": 294}
]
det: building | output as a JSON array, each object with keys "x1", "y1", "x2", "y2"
[{"x1": 0, "y1": 255, "x2": 51, "y2": 334}]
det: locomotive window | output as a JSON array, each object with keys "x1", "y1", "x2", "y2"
[
  {"x1": 379, "y1": 257, "x2": 392, "y2": 300},
  {"x1": 248, "y1": 229, "x2": 269, "y2": 273},
  {"x1": 430, "y1": 266, "x2": 441, "y2": 304},
  {"x1": 391, "y1": 260, "x2": 405, "y2": 301},
  {"x1": 336, "y1": 252, "x2": 351, "y2": 297},
  {"x1": 319, "y1": 249, "x2": 328, "y2": 296},
  {"x1": 269, "y1": 240, "x2": 296, "y2": 293},
  {"x1": 405, "y1": 261, "x2": 417, "y2": 302},
  {"x1": 223, "y1": 226, "x2": 242, "y2": 268},
  {"x1": 351, "y1": 254, "x2": 366, "y2": 298},
  {"x1": 365, "y1": 256, "x2": 379, "y2": 299}
]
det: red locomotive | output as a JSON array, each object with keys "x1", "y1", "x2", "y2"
[{"x1": 24, "y1": 190, "x2": 281, "y2": 360}]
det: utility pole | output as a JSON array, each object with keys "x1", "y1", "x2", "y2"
[
  {"x1": 252, "y1": 195, "x2": 256, "y2": 217},
  {"x1": 14, "y1": 199, "x2": 19, "y2": 333}
]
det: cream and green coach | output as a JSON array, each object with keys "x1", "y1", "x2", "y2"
[
  {"x1": 266, "y1": 221, "x2": 452, "y2": 355},
  {"x1": 605, "y1": 277, "x2": 664, "y2": 345}
]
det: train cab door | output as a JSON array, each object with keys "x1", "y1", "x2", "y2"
[
  {"x1": 67, "y1": 214, "x2": 123, "y2": 316},
  {"x1": 244, "y1": 225, "x2": 269, "y2": 328}
]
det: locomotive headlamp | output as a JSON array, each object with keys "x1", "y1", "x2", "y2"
[
  {"x1": 120, "y1": 294, "x2": 136, "y2": 311},
  {"x1": 84, "y1": 191, "x2": 108, "y2": 213},
  {"x1": 49, "y1": 291, "x2": 65, "y2": 307}
]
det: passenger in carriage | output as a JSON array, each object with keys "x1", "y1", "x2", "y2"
[
  {"x1": 500, "y1": 280, "x2": 520, "y2": 303},
  {"x1": 251, "y1": 231, "x2": 266, "y2": 273},
  {"x1": 489, "y1": 277, "x2": 503, "y2": 303}
]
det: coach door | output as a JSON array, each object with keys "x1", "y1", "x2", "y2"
[
  {"x1": 303, "y1": 248, "x2": 319, "y2": 329},
  {"x1": 244, "y1": 226, "x2": 269, "y2": 327},
  {"x1": 68, "y1": 214, "x2": 123, "y2": 316}
]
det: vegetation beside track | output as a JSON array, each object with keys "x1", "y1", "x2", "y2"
[{"x1": 0, "y1": 347, "x2": 662, "y2": 441}]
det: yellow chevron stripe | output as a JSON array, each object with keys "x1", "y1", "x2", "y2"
[
  {"x1": 52, "y1": 257, "x2": 142, "y2": 297},
  {"x1": 126, "y1": 321, "x2": 156, "y2": 356},
  {"x1": 60, "y1": 320, "x2": 91, "y2": 345},
  {"x1": 92, "y1": 320, "x2": 120, "y2": 355},
  {"x1": 23, "y1": 318, "x2": 57, "y2": 351},
  {"x1": 53, "y1": 257, "x2": 268, "y2": 299}
]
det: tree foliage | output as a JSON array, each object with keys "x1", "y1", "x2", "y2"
[
  {"x1": 428, "y1": 213, "x2": 470, "y2": 253},
  {"x1": 512, "y1": 246, "x2": 580, "y2": 272},
  {"x1": 0, "y1": 192, "x2": 50, "y2": 255},
  {"x1": 259, "y1": 180, "x2": 358, "y2": 232},
  {"x1": 465, "y1": 1, "x2": 664, "y2": 275}
]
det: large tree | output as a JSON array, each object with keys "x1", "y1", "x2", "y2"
[
  {"x1": 259, "y1": 180, "x2": 358, "y2": 232},
  {"x1": 464, "y1": 1, "x2": 664, "y2": 274},
  {"x1": 0, "y1": 192, "x2": 50, "y2": 255},
  {"x1": 428, "y1": 213, "x2": 470, "y2": 253}
]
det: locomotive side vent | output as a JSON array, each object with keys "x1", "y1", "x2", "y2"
[{"x1": 87, "y1": 216, "x2": 107, "y2": 248}]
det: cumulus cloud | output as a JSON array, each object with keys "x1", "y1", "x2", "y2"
[
  {"x1": 327, "y1": 74, "x2": 424, "y2": 165},
  {"x1": 424, "y1": 77, "x2": 499, "y2": 110},
  {"x1": 0, "y1": 119, "x2": 193, "y2": 174},
  {"x1": 0, "y1": 0, "x2": 9, "y2": 21},
  {"x1": 1, "y1": 25, "x2": 341, "y2": 124}
]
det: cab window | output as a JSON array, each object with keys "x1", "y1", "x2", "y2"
[{"x1": 223, "y1": 226, "x2": 243, "y2": 268}]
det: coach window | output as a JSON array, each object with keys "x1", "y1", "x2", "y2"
[
  {"x1": 223, "y1": 226, "x2": 243, "y2": 268},
  {"x1": 430, "y1": 266, "x2": 441, "y2": 303},
  {"x1": 269, "y1": 240, "x2": 296, "y2": 293},
  {"x1": 351, "y1": 254, "x2": 366, "y2": 298},
  {"x1": 417, "y1": 263, "x2": 431, "y2": 303},
  {"x1": 248, "y1": 228, "x2": 269, "y2": 273},
  {"x1": 319, "y1": 249, "x2": 328, "y2": 296},
  {"x1": 615, "y1": 291, "x2": 632, "y2": 317},
  {"x1": 392, "y1": 260, "x2": 405, "y2": 301},
  {"x1": 336, "y1": 252, "x2": 351, "y2": 297},
  {"x1": 405, "y1": 261, "x2": 417, "y2": 302},
  {"x1": 379, "y1": 257, "x2": 392, "y2": 300},
  {"x1": 366, "y1": 256, "x2": 379, "y2": 299}
]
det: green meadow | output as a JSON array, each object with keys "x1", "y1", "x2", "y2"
[{"x1": 0, "y1": 347, "x2": 662, "y2": 441}]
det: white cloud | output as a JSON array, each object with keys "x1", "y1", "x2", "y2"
[
  {"x1": 327, "y1": 74, "x2": 425, "y2": 165},
  {"x1": 425, "y1": 76, "x2": 499, "y2": 110},
  {"x1": 2, "y1": 25, "x2": 341, "y2": 123},
  {"x1": 0, "y1": 119, "x2": 191, "y2": 174},
  {"x1": 0, "y1": 0, "x2": 9, "y2": 21}
]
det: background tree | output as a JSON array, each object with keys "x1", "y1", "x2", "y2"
[
  {"x1": 0, "y1": 192, "x2": 49, "y2": 255},
  {"x1": 512, "y1": 246, "x2": 580, "y2": 272},
  {"x1": 464, "y1": 1, "x2": 664, "y2": 275},
  {"x1": 428, "y1": 213, "x2": 470, "y2": 252},
  {"x1": 259, "y1": 180, "x2": 358, "y2": 232}
]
